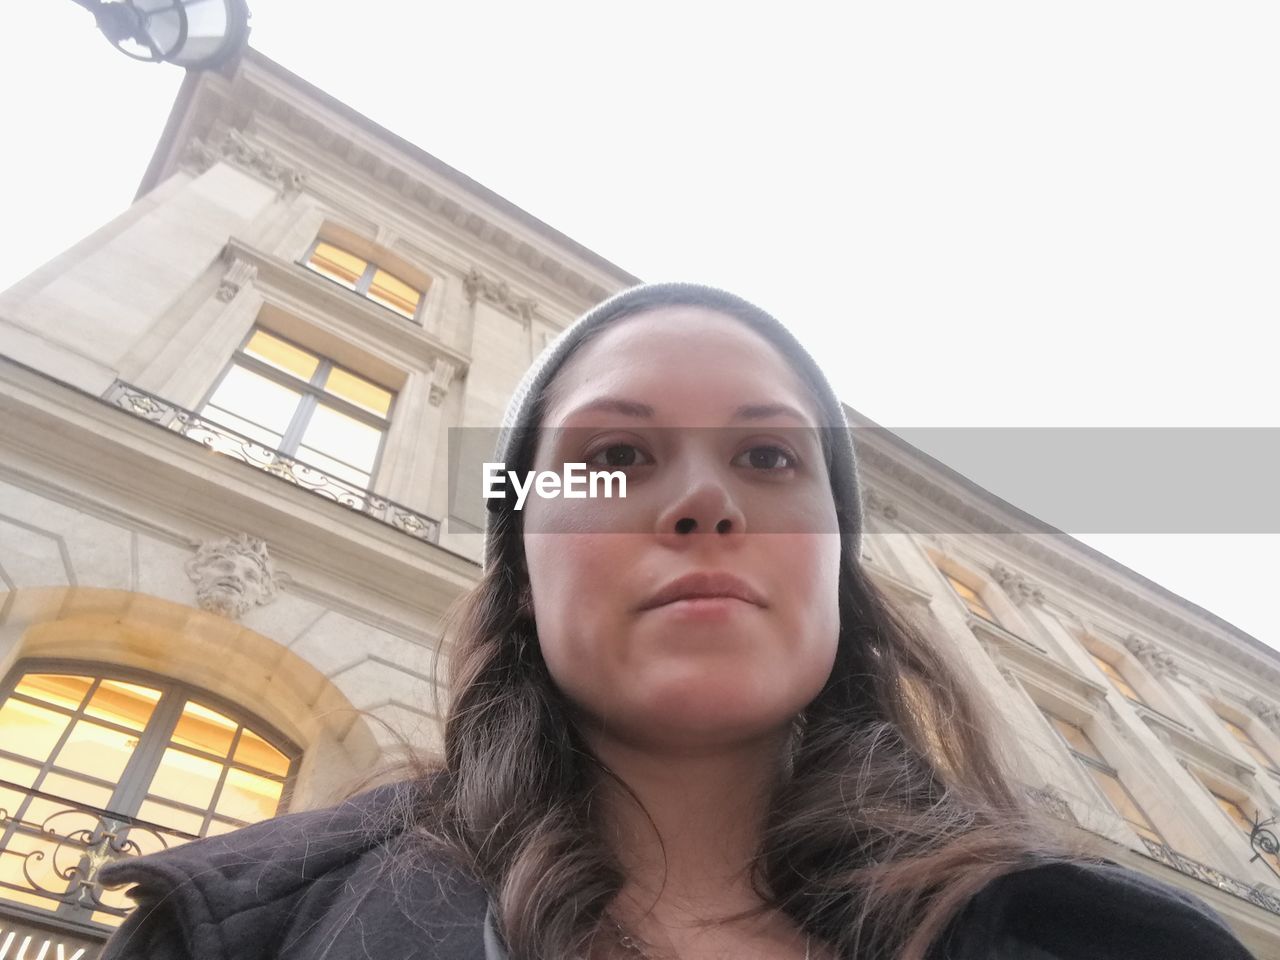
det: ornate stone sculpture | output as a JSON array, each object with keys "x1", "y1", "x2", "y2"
[
  {"x1": 1249, "y1": 696, "x2": 1280, "y2": 736},
  {"x1": 463, "y1": 266, "x2": 537, "y2": 325},
  {"x1": 864, "y1": 488, "x2": 899, "y2": 522},
  {"x1": 1025, "y1": 784, "x2": 1076, "y2": 823},
  {"x1": 216, "y1": 256, "x2": 258, "y2": 303},
  {"x1": 185, "y1": 534, "x2": 279, "y2": 619},
  {"x1": 1123, "y1": 632, "x2": 1179, "y2": 679},
  {"x1": 990, "y1": 562, "x2": 1046, "y2": 607},
  {"x1": 429, "y1": 357, "x2": 459, "y2": 407},
  {"x1": 182, "y1": 128, "x2": 306, "y2": 195}
]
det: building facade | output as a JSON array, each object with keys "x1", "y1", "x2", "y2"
[{"x1": 1, "y1": 50, "x2": 1279, "y2": 959}]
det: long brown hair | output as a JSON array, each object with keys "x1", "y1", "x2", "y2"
[{"x1": 373, "y1": 306, "x2": 1105, "y2": 960}]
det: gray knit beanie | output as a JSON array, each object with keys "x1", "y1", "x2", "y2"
[{"x1": 483, "y1": 282, "x2": 862, "y2": 572}]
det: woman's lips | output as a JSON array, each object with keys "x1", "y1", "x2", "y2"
[{"x1": 640, "y1": 596, "x2": 760, "y2": 620}]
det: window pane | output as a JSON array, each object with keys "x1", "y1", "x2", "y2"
[
  {"x1": 147, "y1": 747, "x2": 222, "y2": 809},
  {"x1": 298, "y1": 404, "x2": 383, "y2": 472},
  {"x1": 234, "y1": 728, "x2": 291, "y2": 777},
  {"x1": 243, "y1": 330, "x2": 320, "y2": 383},
  {"x1": 306, "y1": 242, "x2": 367, "y2": 289},
  {"x1": 52, "y1": 720, "x2": 140, "y2": 783},
  {"x1": 1091, "y1": 654, "x2": 1145, "y2": 703},
  {"x1": 137, "y1": 798, "x2": 206, "y2": 836},
  {"x1": 1221, "y1": 717, "x2": 1277, "y2": 770},
  {"x1": 1214, "y1": 792, "x2": 1256, "y2": 833},
  {"x1": 1088, "y1": 768, "x2": 1157, "y2": 833},
  {"x1": 323, "y1": 366, "x2": 393, "y2": 418},
  {"x1": 204, "y1": 365, "x2": 304, "y2": 437},
  {"x1": 0, "y1": 756, "x2": 40, "y2": 790},
  {"x1": 84, "y1": 679, "x2": 161, "y2": 732},
  {"x1": 14, "y1": 674, "x2": 94, "y2": 711},
  {"x1": 200, "y1": 404, "x2": 284, "y2": 450},
  {"x1": 946, "y1": 574, "x2": 996, "y2": 622},
  {"x1": 1047, "y1": 714, "x2": 1104, "y2": 762},
  {"x1": 367, "y1": 269, "x2": 421, "y2": 318},
  {"x1": 0, "y1": 698, "x2": 72, "y2": 762},
  {"x1": 170, "y1": 701, "x2": 238, "y2": 758},
  {"x1": 38, "y1": 771, "x2": 114, "y2": 810},
  {"x1": 295, "y1": 445, "x2": 371, "y2": 488},
  {"x1": 215, "y1": 767, "x2": 284, "y2": 822}
]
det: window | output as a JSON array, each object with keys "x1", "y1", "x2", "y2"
[
  {"x1": 1217, "y1": 713, "x2": 1280, "y2": 776},
  {"x1": 1090, "y1": 653, "x2": 1147, "y2": 706},
  {"x1": 199, "y1": 328, "x2": 394, "y2": 489},
  {"x1": 1193, "y1": 775, "x2": 1280, "y2": 875},
  {"x1": 1040, "y1": 708, "x2": 1165, "y2": 846},
  {"x1": 303, "y1": 240, "x2": 424, "y2": 320},
  {"x1": 943, "y1": 572, "x2": 998, "y2": 624},
  {"x1": 0, "y1": 665, "x2": 295, "y2": 926}
]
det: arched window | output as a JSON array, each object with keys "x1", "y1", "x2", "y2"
[{"x1": 0, "y1": 663, "x2": 298, "y2": 928}]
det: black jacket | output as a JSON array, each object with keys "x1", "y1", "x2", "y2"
[{"x1": 97, "y1": 781, "x2": 1259, "y2": 960}]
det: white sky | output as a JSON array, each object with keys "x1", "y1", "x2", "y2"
[{"x1": 2, "y1": 2, "x2": 1276, "y2": 648}]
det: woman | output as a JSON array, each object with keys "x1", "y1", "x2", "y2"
[{"x1": 99, "y1": 283, "x2": 1257, "y2": 960}]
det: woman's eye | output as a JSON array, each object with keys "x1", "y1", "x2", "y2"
[
  {"x1": 585, "y1": 443, "x2": 653, "y2": 468},
  {"x1": 583, "y1": 443, "x2": 798, "y2": 472},
  {"x1": 734, "y1": 445, "x2": 799, "y2": 471}
]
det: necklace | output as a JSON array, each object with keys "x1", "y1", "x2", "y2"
[{"x1": 608, "y1": 915, "x2": 811, "y2": 960}]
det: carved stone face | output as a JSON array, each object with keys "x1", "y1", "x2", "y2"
[{"x1": 186, "y1": 534, "x2": 278, "y2": 619}]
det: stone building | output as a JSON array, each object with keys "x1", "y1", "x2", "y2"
[{"x1": 1, "y1": 49, "x2": 1279, "y2": 959}]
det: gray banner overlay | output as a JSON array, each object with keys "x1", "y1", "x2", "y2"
[{"x1": 445, "y1": 427, "x2": 1280, "y2": 534}]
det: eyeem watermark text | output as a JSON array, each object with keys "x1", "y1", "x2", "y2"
[{"x1": 483, "y1": 463, "x2": 627, "y2": 511}]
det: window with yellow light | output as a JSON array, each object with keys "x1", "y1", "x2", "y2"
[
  {"x1": 0, "y1": 666, "x2": 295, "y2": 928},
  {"x1": 303, "y1": 240, "x2": 425, "y2": 321}
]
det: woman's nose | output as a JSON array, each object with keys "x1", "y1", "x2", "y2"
[{"x1": 653, "y1": 451, "x2": 747, "y2": 545}]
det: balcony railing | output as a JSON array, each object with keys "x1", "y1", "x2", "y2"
[
  {"x1": 1023, "y1": 781, "x2": 1280, "y2": 916},
  {"x1": 1140, "y1": 836, "x2": 1280, "y2": 916},
  {"x1": 102, "y1": 381, "x2": 441, "y2": 544},
  {"x1": 0, "y1": 779, "x2": 196, "y2": 924}
]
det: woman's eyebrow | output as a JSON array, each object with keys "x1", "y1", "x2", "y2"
[{"x1": 558, "y1": 396, "x2": 816, "y2": 426}]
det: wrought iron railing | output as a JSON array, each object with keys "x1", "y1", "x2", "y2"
[
  {"x1": 1249, "y1": 812, "x2": 1280, "y2": 880},
  {"x1": 102, "y1": 381, "x2": 441, "y2": 544},
  {"x1": 0, "y1": 779, "x2": 196, "y2": 922},
  {"x1": 1140, "y1": 836, "x2": 1280, "y2": 916},
  {"x1": 1022, "y1": 781, "x2": 1280, "y2": 916}
]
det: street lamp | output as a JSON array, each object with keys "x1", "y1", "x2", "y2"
[{"x1": 71, "y1": 0, "x2": 250, "y2": 70}]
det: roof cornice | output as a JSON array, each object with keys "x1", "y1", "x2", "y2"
[{"x1": 138, "y1": 48, "x2": 639, "y2": 310}]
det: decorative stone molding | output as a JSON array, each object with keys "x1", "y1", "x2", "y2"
[
  {"x1": 429, "y1": 357, "x2": 459, "y2": 407},
  {"x1": 852, "y1": 439, "x2": 1280, "y2": 695},
  {"x1": 990, "y1": 562, "x2": 1046, "y2": 607},
  {"x1": 216, "y1": 257, "x2": 258, "y2": 303},
  {"x1": 1123, "y1": 632, "x2": 1179, "y2": 679},
  {"x1": 1248, "y1": 696, "x2": 1280, "y2": 736},
  {"x1": 185, "y1": 533, "x2": 279, "y2": 619},
  {"x1": 864, "y1": 488, "x2": 899, "y2": 522},
  {"x1": 1025, "y1": 784, "x2": 1076, "y2": 824},
  {"x1": 182, "y1": 128, "x2": 306, "y2": 195},
  {"x1": 1102, "y1": 701, "x2": 1134, "y2": 743},
  {"x1": 463, "y1": 266, "x2": 538, "y2": 326}
]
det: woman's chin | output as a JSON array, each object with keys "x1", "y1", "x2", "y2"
[{"x1": 619, "y1": 684, "x2": 800, "y2": 745}]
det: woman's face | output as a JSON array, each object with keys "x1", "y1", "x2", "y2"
[{"x1": 521, "y1": 306, "x2": 841, "y2": 752}]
